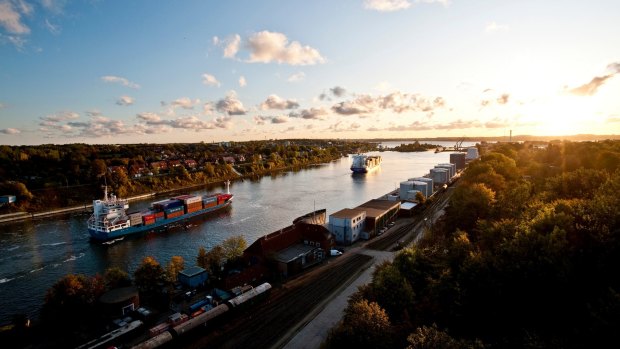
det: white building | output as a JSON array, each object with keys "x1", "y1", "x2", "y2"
[{"x1": 329, "y1": 208, "x2": 366, "y2": 245}]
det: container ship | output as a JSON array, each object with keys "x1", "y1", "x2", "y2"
[
  {"x1": 350, "y1": 155, "x2": 382, "y2": 173},
  {"x1": 88, "y1": 181, "x2": 233, "y2": 241}
]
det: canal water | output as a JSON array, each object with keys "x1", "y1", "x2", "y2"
[{"x1": 0, "y1": 141, "x2": 475, "y2": 324}]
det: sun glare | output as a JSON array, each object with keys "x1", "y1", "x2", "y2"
[{"x1": 521, "y1": 95, "x2": 600, "y2": 136}]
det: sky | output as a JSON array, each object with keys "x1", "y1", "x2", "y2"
[{"x1": 1, "y1": 0, "x2": 619, "y2": 145}]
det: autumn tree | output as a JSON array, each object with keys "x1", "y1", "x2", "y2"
[
  {"x1": 166, "y1": 256, "x2": 185, "y2": 282},
  {"x1": 41, "y1": 274, "x2": 106, "y2": 333},
  {"x1": 325, "y1": 299, "x2": 392, "y2": 349},
  {"x1": 196, "y1": 246, "x2": 208, "y2": 269},
  {"x1": 407, "y1": 324, "x2": 483, "y2": 349},
  {"x1": 134, "y1": 256, "x2": 167, "y2": 293}
]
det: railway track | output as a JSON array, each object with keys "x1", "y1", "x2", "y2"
[{"x1": 180, "y1": 253, "x2": 373, "y2": 349}]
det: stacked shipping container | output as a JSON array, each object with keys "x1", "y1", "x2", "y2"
[
  {"x1": 203, "y1": 196, "x2": 217, "y2": 209},
  {"x1": 174, "y1": 195, "x2": 203, "y2": 214},
  {"x1": 143, "y1": 213, "x2": 156, "y2": 225}
]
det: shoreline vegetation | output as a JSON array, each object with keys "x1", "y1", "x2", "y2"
[
  {"x1": 0, "y1": 140, "x2": 378, "y2": 220},
  {"x1": 391, "y1": 141, "x2": 440, "y2": 152}
]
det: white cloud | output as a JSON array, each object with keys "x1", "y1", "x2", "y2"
[
  {"x1": 288, "y1": 72, "x2": 305, "y2": 82},
  {"x1": 0, "y1": 127, "x2": 20, "y2": 134},
  {"x1": 215, "y1": 91, "x2": 247, "y2": 115},
  {"x1": 331, "y1": 91, "x2": 446, "y2": 116},
  {"x1": 327, "y1": 121, "x2": 362, "y2": 132},
  {"x1": 253, "y1": 115, "x2": 269, "y2": 125},
  {"x1": 271, "y1": 115, "x2": 289, "y2": 124},
  {"x1": 485, "y1": 21, "x2": 509, "y2": 32},
  {"x1": 214, "y1": 115, "x2": 233, "y2": 129},
  {"x1": 289, "y1": 107, "x2": 329, "y2": 120},
  {"x1": 40, "y1": 111, "x2": 79, "y2": 123},
  {"x1": 14, "y1": 0, "x2": 33, "y2": 15},
  {"x1": 203, "y1": 102, "x2": 214, "y2": 115},
  {"x1": 364, "y1": 0, "x2": 411, "y2": 12},
  {"x1": 202, "y1": 73, "x2": 221, "y2": 87},
  {"x1": 364, "y1": 0, "x2": 448, "y2": 12},
  {"x1": 332, "y1": 95, "x2": 376, "y2": 115},
  {"x1": 0, "y1": 33, "x2": 26, "y2": 48},
  {"x1": 116, "y1": 95, "x2": 134, "y2": 106},
  {"x1": 44, "y1": 18, "x2": 60, "y2": 35},
  {"x1": 169, "y1": 116, "x2": 217, "y2": 130},
  {"x1": 330, "y1": 86, "x2": 346, "y2": 97},
  {"x1": 41, "y1": 0, "x2": 66, "y2": 14},
  {"x1": 136, "y1": 112, "x2": 161, "y2": 123},
  {"x1": 171, "y1": 97, "x2": 200, "y2": 110},
  {"x1": 246, "y1": 31, "x2": 325, "y2": 65},
  {"x1": 260, "y1": 94, "x2": 299, "y2": 110},
  {"x1": 417, "y1": 0, "x2": 450, "y2": 6},
  {"x1": 374, "y1": 81, "x2": 393, "y2": 92},
  {"x1": 223, "y1": 34, "x2": 241, "y2": 58},
  {"x1": 101, "y1": 75, "x2": 141, "y2": 89},
  {"x1": 239, "y1": 75, "x2": 247, "y2": 87},
  {"x1": 0, "y1": 1, "x2": 30, "y2": 34}
]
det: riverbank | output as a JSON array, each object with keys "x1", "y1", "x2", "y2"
[{"x1": 0, "y1": 159, "x2": 341, "y2": 224}]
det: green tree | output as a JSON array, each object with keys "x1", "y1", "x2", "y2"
[
  {"x1": 447, "y1": 183, "x2": 496, "y2": 230},
  {"x1": 222, "y1": 235, "x2": 247, "y2": 262},
  {"x1": 206, "y1": 245, "x2": 226, "y2": 276},
  {"x1": 103, "y1": 267, "x2": 131, "y2": 289}
]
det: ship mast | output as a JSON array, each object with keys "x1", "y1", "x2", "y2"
[{"x1": 225, "y1": 180, "x2": 230, "y2": 194}]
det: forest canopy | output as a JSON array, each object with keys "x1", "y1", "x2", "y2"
[{"x1": 325, "y1": 140, "x2": 620, "y2": 348}]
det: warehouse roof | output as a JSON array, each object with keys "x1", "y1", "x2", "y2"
[
  {"x1": 329, "y1": 208, "x2": 366, "y2": 219},
  {"x1": 179, "y1": 266, "x2": 206, "y2": 278},
  {"x1": 274, "y1": 243, "x2": 315, "y2": 263}
]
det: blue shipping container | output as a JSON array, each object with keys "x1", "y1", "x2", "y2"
[{"x1": 165, "y1": 206, "x2": 183, "y2": 214}]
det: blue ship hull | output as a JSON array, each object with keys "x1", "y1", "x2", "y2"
[
  {"x1": 89, "y1": 200, "x2": 232, "y2": 241},
  {"x1": 351, "y1": 167, "x2": 369, "y2": 173}
]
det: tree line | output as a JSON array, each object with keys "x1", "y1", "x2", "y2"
[
  {"x1": 0, "y1": 140, "x2": 377, "y2": 212},
  {"x1": 324, "y1": 140, "x2": 620, "y2": 349}
]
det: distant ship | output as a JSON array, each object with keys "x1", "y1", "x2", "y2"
[
  {"x1": 350, "y1": 155, "x2": 382, "y2": 173},
  {"x1": 88, "y1": 181, "x2": 233, "y2": 241}
]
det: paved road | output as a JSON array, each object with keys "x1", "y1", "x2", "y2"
[{"x1": 279, "y1": 186, "x2": 456, "y2": 349}]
